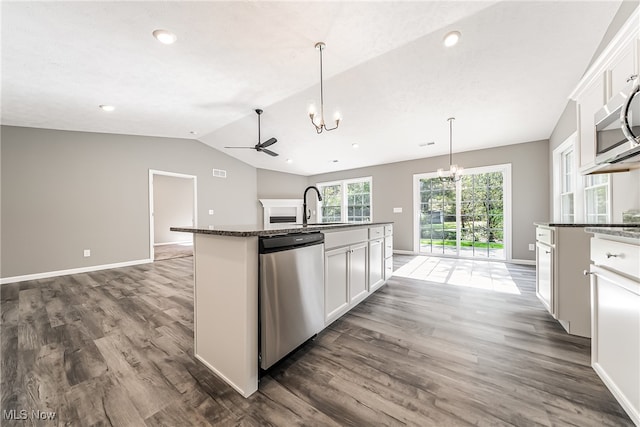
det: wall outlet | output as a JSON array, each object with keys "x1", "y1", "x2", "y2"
[
  {"x1": 528, "y1": 243, "x2": 535, "y2": 251},
  {"x1": 83, "y1": 249, "x2": 91, "y2": 257},
  {"x1": 393, "y1": 207, "x2": 403, "y2": 213},
  {"x1": 208, "y1": 209, "x2": 214, "y2": 215}
]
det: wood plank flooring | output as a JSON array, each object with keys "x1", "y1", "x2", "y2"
[{"x1": 1, "y1": 255, "x2": 633, "y2": 426}]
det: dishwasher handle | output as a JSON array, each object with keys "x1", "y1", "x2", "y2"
[{"x1": 259, "y1": 232, "x2": 324, "y2": 254}]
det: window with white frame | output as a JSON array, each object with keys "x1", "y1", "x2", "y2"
[
  {"x1": 317, "y1": 177, "x2": 372, "y2": 223},
  {"x1": 584, "y1": 174, "x2": 610, "y2": 224},
  {"x1": 560, "y1": 147, "x2": 575, "y2": 223}
]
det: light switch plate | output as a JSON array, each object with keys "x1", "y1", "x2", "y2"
[
  {"x1": 83, "y1": 249, "x2": 91, "y2": 257},
  {"x1": 209, "y1": 209, "x2": 214, "y2": 215},
  {"x1": 528, "y1": 243, "x2": 535, "y2": 251},
  {"x1": 393, "y1": 207, "x2": 403, "y2": 213}
]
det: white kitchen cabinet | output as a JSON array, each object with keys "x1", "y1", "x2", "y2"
[
  {"x1": 369, "y1": 238, "x2": 385, "y2": 293},
  {"x1": 384, "y1": 225, "x2": 394, "y2": 280},
  {"x1": 576, "y1": 77, "x2": 605, "y2": 171},
  {"x1": 324, "y1": 246, "x2": 350, "y2": 324},
  {"x1": 589, "y1": 233, "x2": 640, "y2": 426},
  {"x1": 349, "y1": 242, "x2": 369, "y2": 305},
  {"x1": 536, "y1": 241, "x2": 553, "y2": 313},
  {"x1": 535, "y1": 224, "x2": 592, "y2": 337},
  {"x1": 570, "y1": 9, "x2": 639, "y2": 174},
  {"x1": 323, "y1": 224, "x2": 393, "y2": 326}
]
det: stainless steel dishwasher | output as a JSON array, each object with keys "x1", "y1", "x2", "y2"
[{"x1": 259, "y1": 232, "x2": 324, "y2": 370}]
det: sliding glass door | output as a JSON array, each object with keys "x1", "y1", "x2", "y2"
[{"x1": 415, "y1": 165, "x2": 510, "y2": 260}]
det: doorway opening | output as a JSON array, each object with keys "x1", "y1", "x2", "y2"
[{"x1": 149, "y1": 170, "x2": 197, "y2": 261}]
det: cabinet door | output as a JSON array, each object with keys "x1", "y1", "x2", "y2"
[
  {"x1": 369, "y1": 238, "x2": 384, "y2": 293},
  {"x1": 536, "y1": 243, "x2": 554, "y2": 315},
  {"x1": 609, "y1": 40, "x2": 637, "y2": 99},
  {"x1": 591, "y1": 269, "x2": 640, "y2": 424},
  {"x1": 349, "y1": 242, "x2": 369, "y2": 305},
  {"x1": 325, "y1": 247, "x2": 350, "y2": 324},
  {"x1": 577, "y1": 77, "x2": 605, "y2": 170}
]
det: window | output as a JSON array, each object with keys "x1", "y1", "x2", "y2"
[
  {"x1": 317, "y1": 177, "x2": 372, "y2": 223},
  {"x1": 560, "y1": 147, "x2": 575, "y2": 223},
  {"x1": 584, "y1": 174, "x2": 610, "y2": 223}
]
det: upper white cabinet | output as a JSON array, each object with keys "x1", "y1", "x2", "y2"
[{"x1": 570, "y1": 8, "x2": 639, "y2": 174}]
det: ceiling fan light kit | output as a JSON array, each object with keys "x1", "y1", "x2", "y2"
[{"x1": 309, "y1": 42, "x2": 341, "y2": 134}]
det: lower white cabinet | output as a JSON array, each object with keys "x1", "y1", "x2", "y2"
[
  {"x1": 323, "y1": 224, "x2": 393, "y2": 326},
  {"x1": 324, "y1": 247, "x2": 350, "y2": 323},
  {"x1": 536, "y1": 241, "x2": 553, "y2": 314},
  {"x1": 369, "y1": 238, "x2": 385, "y2": 292},
  {"x1": 589, "y1": 234, "x2": 640, "y2": 426}
]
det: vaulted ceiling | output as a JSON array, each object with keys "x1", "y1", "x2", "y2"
[{"x1": 1, "y1": 1, "x2": 623, "y2": 175}]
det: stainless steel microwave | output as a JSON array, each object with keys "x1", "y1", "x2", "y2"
[{"x1": 594, "y1": 77, "x2": 640, "y2": 165}]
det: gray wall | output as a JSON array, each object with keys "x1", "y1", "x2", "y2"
[
  {"x1": 153, "y1": 174, "x2": 194, "y2": 245},
  {"x1": 1, "y1": 125, "x2": 257, "y2": 278},
  {"x1": 306, "y1": 139, "x2": 549, "y2": 261}
]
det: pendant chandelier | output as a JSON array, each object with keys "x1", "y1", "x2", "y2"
[
  {"x1": 309, "y1": 42, "x2": 341, "y2": 134},
  {"x1": 437, "y1": 117, "x2": 464, "y2": 182}
]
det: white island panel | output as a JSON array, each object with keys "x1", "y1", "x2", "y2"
[{"x1": 193, "y1": 234, "x2": 258, "y2": 397}]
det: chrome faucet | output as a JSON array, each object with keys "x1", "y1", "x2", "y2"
[{"x1": 302, "y1": 186, "x2": 323, "y2": 226}]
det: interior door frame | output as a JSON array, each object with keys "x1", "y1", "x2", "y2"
[
  {"x1": 148, "y1": 169, "x2": 198, "y2": 260},
  {"x1": 413, "y1": 163, "x2": 512, "y2": 261}
]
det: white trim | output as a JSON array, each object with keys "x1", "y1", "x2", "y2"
[
  {"x1": 552, "y1": 133, "x2": 578, "y2": 222},
  {"x1": 413, "y1": 163, "x2": 513, "y2": 261},
  {"x1": 0, "y1": 258, "x2": 152, "y2": 285},
  {"x1": 569, "y1": 6, "x2": 639, "y2": 100},
  {"x1": 393, "y1": 250, "x2": 419, "y2": 256},
  {"x1": 509, "y1": 259, "x2": 536, "y2": 266},
  {"x1": 153, "y1": 241, "x2": 193, "y2": 246},
  {"x1": 149, "y1": 169, "x2": 198, "y2": 261}
]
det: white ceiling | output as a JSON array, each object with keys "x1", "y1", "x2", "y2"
[{"x1": 1, "y1": 1, "x2": 623, "y2": 176}]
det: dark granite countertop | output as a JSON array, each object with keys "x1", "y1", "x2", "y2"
[
  {"x1": 170, "y1": 222, "x2": 393, "y2": 237},
  {"x1": 535, "y1": 222, "x2": 640, "y2": 228},
  {"x1": 585, "y1": 227, "x2": 640, "y2": 240}
]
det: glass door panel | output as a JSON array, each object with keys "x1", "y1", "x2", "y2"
[{"x1": 419, "y1": 168, "x2": 506, "y2": 260}]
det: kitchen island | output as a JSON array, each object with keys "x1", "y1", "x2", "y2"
[{"x1": 170, "y1": 222, "x2": 393, "y2": 397}]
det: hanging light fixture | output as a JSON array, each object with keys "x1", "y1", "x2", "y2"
[
  {"x1": 437, "y1": 117, "x2": 464, "y2": 182},
  {"x1": 309, "y1": 42, "x2": 341, "y2": 133}
]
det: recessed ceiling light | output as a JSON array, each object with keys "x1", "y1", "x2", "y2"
[
  {"x1": 352, "y1": 143, "x2": 359, "y2": 149},
  {"x1": 443, "y1": 31, "x2": 461, "y2": 47},
  {"x1": 153, "y1": 29, "x2": 177, "y2": 45},
  {"x1": 286, "y1": 158, "x2": 293, "y2": 164},
  {"x1": 99, "y1": 104, "x2": 115, "y2": 112}
]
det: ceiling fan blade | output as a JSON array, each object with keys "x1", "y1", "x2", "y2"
[
  {"x1": 259, "y1": 137, "x2": 277, "y2": 148},
  {"x1": 224, "y1": 146, "x2": 256, "y2": 149},
  {"x1": 261, "y1": 148, "x2": 279, "y2": 157}
]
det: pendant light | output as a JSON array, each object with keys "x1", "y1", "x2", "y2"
[
  {"x1": 309, "y1": 42, "x2": 341, "y2": 133},
  {"x1": 437, "y1": 117, "x2": 464, "y2": 182}
]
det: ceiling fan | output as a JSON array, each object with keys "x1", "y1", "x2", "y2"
[{"x1": 225, "y1": 109, "x2": 278, "y2": 157}]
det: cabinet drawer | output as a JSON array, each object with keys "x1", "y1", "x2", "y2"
[
  {"x1": 591, "y1": 238, "x2": 640, "y2": 278},
  {"x1": 536, "y1": 227, "x2": 553, "y2": 245},
  {"x1": 384, "y1": 224, "x2": 393, "y2": 236},
  {"x1": 385, "y1": 257, "x2": 393, "y2": 279},
  {"x1": 369, "y1": 226, "x2": 384, "y2": 239},
  {"x1": 324, "y1": 228, "x2": 368, "y2": 249},
  {"x1": 384, "y1": 236, "x2": 393, "y2": 259}
]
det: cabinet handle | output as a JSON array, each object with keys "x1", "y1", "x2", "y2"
[
  {"x1": 545, "y1": 250, "x2": 551, "y2": 254},
  {"x1": 583, "y1": 270, "x2": 594, "y2": 276},
  {"x1": 537, "y1": 233, "x2": 544, "y2": 237},
  {"x1": 626, "y1": 74, "x2": 638, "y2": 83},
  {"x1": 605, "y1": 252, "x2": 620, "y2": 259}
]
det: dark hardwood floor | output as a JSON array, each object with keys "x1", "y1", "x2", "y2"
[{"x1": 0, "y1": 255, "x2": 633, "y2": 426}]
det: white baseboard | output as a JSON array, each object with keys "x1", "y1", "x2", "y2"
[
  {"x1": 393, "y1": 250, "x2": 418, "y2": 255},
  {"x1": 0, "y1": 258, "x2": 153, "y2": 285},
  {"x1": 154, "y1": 241, "x2": 193, "y2": 246},
  {"x1": 509, "y1": 259, "x2": 536, "y2": 266}
]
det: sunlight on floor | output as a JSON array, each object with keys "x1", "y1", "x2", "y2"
[{"x1": 393, "y1": 256, "x2": 522, "y2": 295}]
